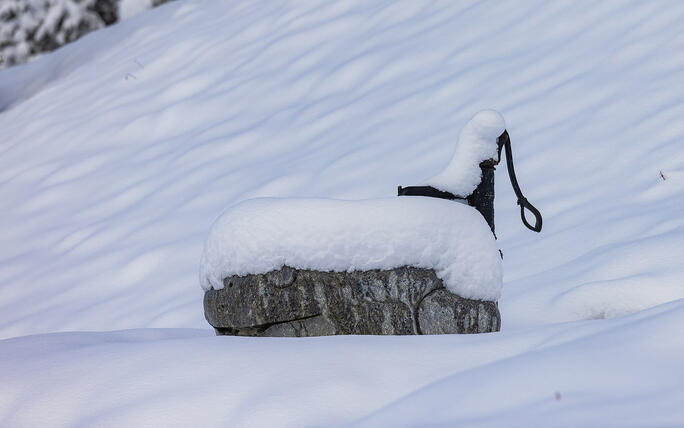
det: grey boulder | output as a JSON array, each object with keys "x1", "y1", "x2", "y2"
[{"x1": 204, "y1": 266, "x2": 500, "y2": 336}]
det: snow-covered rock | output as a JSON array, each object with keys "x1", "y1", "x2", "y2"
[
  {"x1": 200, "y1": 197, "x2": 503, "y2": 301},
  {"x1": 199, "y1": 110, "x2": 507, "y2": 336},
  {"x1": 200, "y1": 114, "x2": 507, "y2": 335}
]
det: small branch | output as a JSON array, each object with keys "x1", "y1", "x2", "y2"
[{"x1": 660, "y1": 170, "x2": 667, "y2": 181}]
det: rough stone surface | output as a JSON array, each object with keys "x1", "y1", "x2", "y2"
[{"x1": 204, "y1": 266, "x2": 500, "y2": 336}]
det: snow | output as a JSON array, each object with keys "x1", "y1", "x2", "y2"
[
  {"x1": 200, "y1": 197, "x2": 502, "y2": 300},
  {"x1": 427, "y1": 109, "x2": 506, "y2": 196},
  {"x1": 118, "y1": 0, "x2": 154, "y2": 21},
  {"x1": 2, "y1": 301, "x2": 684, "y2": 427},
  {"x1": 1, "y1": 0, "x2": 684, "y2": 426}
]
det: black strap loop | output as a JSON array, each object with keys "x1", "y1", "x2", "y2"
[
  {"x1": 498, "y1": 130, "x2": 543, "y2": 232},
  {"x1": 397, "y1": 185, "x2": 460, "y2": 200}
]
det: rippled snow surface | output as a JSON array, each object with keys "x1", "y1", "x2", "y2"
[{"x1": 1, "y1": 1, "x2": 684, "y2": 426}]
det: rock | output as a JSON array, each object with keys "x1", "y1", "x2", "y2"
[{"x1": 204, "y1": 266, "x2": 500, "y2": 336}]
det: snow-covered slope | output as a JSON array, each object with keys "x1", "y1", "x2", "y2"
[{"x1": 1, "y1": 0, "x2": 684, "y2": 426}]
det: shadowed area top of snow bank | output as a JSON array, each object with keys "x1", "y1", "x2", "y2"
[
  {"x1": 427, "y1": 110, "x2": 506, "y2": 196},
  {"x1": 200, "y1": 197, "x2": 502, "y2": 301}
]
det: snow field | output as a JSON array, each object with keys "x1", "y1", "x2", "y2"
[
  {"x1": 1, "y1": 0, "x2": 684, "y2": 426},
  {"x1": 1, "y1": 0, "x2": 682, "y2": 336},
  {"x1": 2, "y1": 300, "x2": 683, "y2": 427}
]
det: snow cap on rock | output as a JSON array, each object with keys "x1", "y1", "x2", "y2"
[
  {"x1": 427, "y1": 109, "x2": 506, "y2": 197},
  {"x1": 200, "y1": 197, "x2": 503, "y2": 301}
]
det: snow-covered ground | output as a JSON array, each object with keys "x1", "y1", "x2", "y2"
[
  {"x1": 3, "y1": 303, "x2": 684, "y2": 427},
  {"x1": 1, "y1": 0, "x2": 684, "y2": 426}
]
